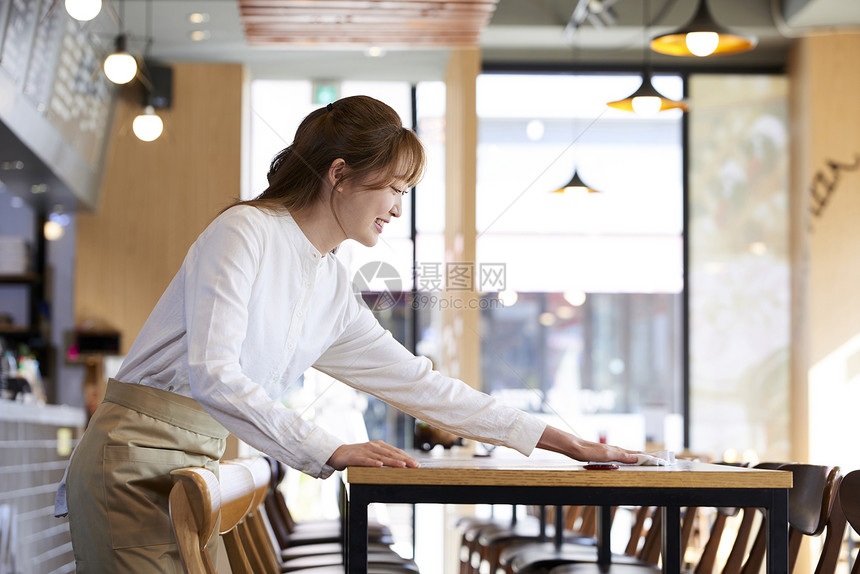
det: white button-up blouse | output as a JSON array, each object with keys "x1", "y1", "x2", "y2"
[{"x1": 115, "y1": 205, "x2": 546, "y2": 478}]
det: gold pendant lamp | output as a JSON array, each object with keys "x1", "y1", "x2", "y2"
[{"x1": 650, "y1": 0, "x2": 757, "y2": 57}]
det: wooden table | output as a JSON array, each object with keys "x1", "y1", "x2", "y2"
[{"x1": 344, "y1": 455, "x2": 792, "y2": 573}]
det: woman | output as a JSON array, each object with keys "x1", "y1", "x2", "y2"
[{"x1": 58, "y1": 95, "x2": 637, "y2": 572}]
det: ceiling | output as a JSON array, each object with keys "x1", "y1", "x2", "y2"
[
  {"x1": 107, "y1": 0, "x2": 860, "y2": 81},
  {"x1": 3, "y1": 0, "x2": 858, "y2": 213}
]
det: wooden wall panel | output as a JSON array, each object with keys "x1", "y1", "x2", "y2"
[
  {"x1": 75, "y1": 63, "x2": 243, "y2": 355},
  {"x1": 441, "y1": 48, "x2": 481, "y2": 389},
  {"x1": 804, "y1": 33, "x2": 860, "y2": 364},
  {"x1": 789, "y1": 32, "x2": 860, "y2": 471}
]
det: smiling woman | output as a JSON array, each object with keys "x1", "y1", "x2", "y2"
[{"x1": 59, "y1": 93, "x2": 638, "y2": 572}]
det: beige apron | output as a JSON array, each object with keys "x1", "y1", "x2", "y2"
[{"x1": 66, "y1": 379, "x2": 229, "y2": 573}]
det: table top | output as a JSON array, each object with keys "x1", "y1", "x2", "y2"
[{"x1": 345, "y1": 454, "x2": 793, "y2": 489}]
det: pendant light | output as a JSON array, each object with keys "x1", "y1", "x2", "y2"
[
  {"x1": 104, "y1": 34, "x2": 137, "y2": 84},
  {"x1": 104, "y1": 1, "x2": 138, "y2": 85},
  {"x1": 131, "y1": 1, "x2": 168, "y2": 142},
  {"x1": 65, "y1": 0, "x2": 101, "y2": 21},
  {"x1": 552, "y1": 169, "x2": 601, "y2": 195},
  {"x1": 132, "y1": 105, "x2": 164, "y2": 142},
  {"x1": 607, "y1": 0, "x2": 686, "y2": 116},
  {"x1": 650, "y1": 0, "x2": 757, "y2": 57},
  {"x1": 606, "y1": 70, "x2": 686, "y2": 116},
  {"x1": 551, "y1": 30, "x2": 602, "y2": 196}
]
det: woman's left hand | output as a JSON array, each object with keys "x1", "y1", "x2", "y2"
[
  {"x1": 537, "y1": 425, "x2": 639, "y2": 464},
  {"x1": 326, "y1": 440, "x2": 420, "y2": 471}
]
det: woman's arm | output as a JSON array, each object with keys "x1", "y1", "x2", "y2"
[
  {"x1": 537, "y1": 425, "x2": 639, "y2": 464},
  {"x1": 324, "y1": 426, "x2": 639, "y2": 470}
]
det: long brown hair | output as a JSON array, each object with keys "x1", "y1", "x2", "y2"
[{"x1": 235, "y1": 95, "x2": 425, "y2": 214}]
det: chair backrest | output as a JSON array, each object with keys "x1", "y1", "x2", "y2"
[
  {"x1": 169, "y1": 467, "x2": 221, "y2": 574},
  {"x1": 615, "y1": 504, "x2": 698, "y2": 566},
  {"x1": 694, "y1": 462, "x2": 750, "y2": 574},
  {"x1": 839, "y1": 470, "x2": 860, "y2": 574},
  {"x1": 218, "y1": 462, "x2": 260, "y2": 574},
  {"x1": 623, "y1": 506, "x2": 654, "y2": 558},
  {"x1": 740, "y1": 463, "x2": 842, "y2": 574},
  {"x1": 170, "y1": 458, "x2": 283, "y2": 574},
  {"x1": 223, "y1": 458, "x2": 282, "y2": 574}
]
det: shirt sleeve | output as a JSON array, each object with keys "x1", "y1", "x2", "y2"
[
  {"x1": 313, "y1": 301, "x2": 547, "y2": 456},
  {"x1": 184, "y1": 209, "x2": 342, "y2": 478}
]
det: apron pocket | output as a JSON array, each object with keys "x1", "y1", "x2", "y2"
[{"x1": 103, "y1": 444, "x2": 187, "y2": 549}]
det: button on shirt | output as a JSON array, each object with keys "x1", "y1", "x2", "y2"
[{"x1": 115, "y1": 205, "x2": 546, "y2": 479}]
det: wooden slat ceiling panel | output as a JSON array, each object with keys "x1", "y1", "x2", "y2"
[{"x1": 238, "y1": 0, "x2": 500, "y2": 48}]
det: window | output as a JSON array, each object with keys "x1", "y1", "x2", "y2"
[
  {"x1": 474, "y1": 73, "x2": 684, "y2": 449},
  {"x1": 687, "y1": 74, "x2": 790, "y2": 463}
]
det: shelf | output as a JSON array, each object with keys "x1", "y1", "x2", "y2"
[
  {"x1": 0, "y1": 273, "x2": 41, "y2": 284},
  {"x1": 0, "y1": 326, "x2": 38, "y2": 336}
]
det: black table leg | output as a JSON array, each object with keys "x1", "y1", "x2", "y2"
[
  {"x1": 554, "y1": 505, "x2": 564, "y2": 549},
  {"x1": 766, "y1": 488, "x2": 790, "y2": 574},
  {"x1": 662, "y1": 506, "x2": 682, "y2": 573},
  {"x1": 346, "y1": 485, "x2": 368, "y2": 574},
  {"x1": 539, "y1": 505, "x2": 547, "y2": 541},
  {"x1": 597, "y1": 505, "x2": 612, "y2": 566}
]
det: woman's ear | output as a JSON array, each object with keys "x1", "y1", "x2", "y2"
[{"x1": 328, "y1": 158, "x2": 346, "y2": 191}]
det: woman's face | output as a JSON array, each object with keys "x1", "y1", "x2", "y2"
[{"x1": 332, "y1": 172, "x2": 406, "y2": 248}]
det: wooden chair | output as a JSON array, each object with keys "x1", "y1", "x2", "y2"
[
  {"x1": 169, "y1": 462, "x2": 258, "y2": 574},
  {"x1": 736, "y1": 464, "x2": 843, "y2": 574},
  {"x1": 263, "y1": 456, "x2": 394, "y2": 549},
  {"x1": 508, "y1": 505, "x2": 701, "y2": 574},
  {"x1": 470, "y1": 506, "x2": 601, "y2": 574},
  {"x1": 218, "y1": 461, "x2": 263, "y2": 574},
  {"x1": 685, "y1": 462, "x2": 844, "y2": 574},
  {"x1": 840, "y1": 470, "x2": 860, "y2": 574},
  {"x1": 228, "y1": 457, "x2": 421, "y2": 573},
  {"x1": 169, "y1": 467, "x2": 221, "y2": 574},
  {"x1": 458, "y1": 506, "x2": 545, "y2": 574},
  {"x1": 498, "y1": 506, "x2": 627, "y2": 574},
  {"x1": 689, "y1": 462, "x2": 751, "y2": 574}
]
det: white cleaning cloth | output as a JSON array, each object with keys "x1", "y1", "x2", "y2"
[{"x1": 629, "y1": 450, "x2": 676, "y2": 466}]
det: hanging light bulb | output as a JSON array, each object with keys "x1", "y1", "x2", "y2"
[
  {"x1": 552, "y1": 169, "x2": 601, "y2": 194},
  {"x1": 607, "y1": 72, "x2": 686, "y2": 116},
  {"x1": 685, "y1": 31, "x2": 720, "y2": 57},
  {"x1": 650, "y1": 0, "x2": 757, "y2": 57},
  {"x1": 104, "y1": 35, "x2": 137, "y2": 85},
  {"x1": 65, "y1": 0, "x2": 102, "y2": 21},
  {"x1": 631, "y1": 95, "x2": 662, "y2": 117},
  {"x1": 133, "y1": 106, "x2": 163, "y2": 142}
]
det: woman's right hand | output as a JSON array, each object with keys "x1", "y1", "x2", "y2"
[{"x1": 326, "y1": 440, "x2": 420, "y2": 471}]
